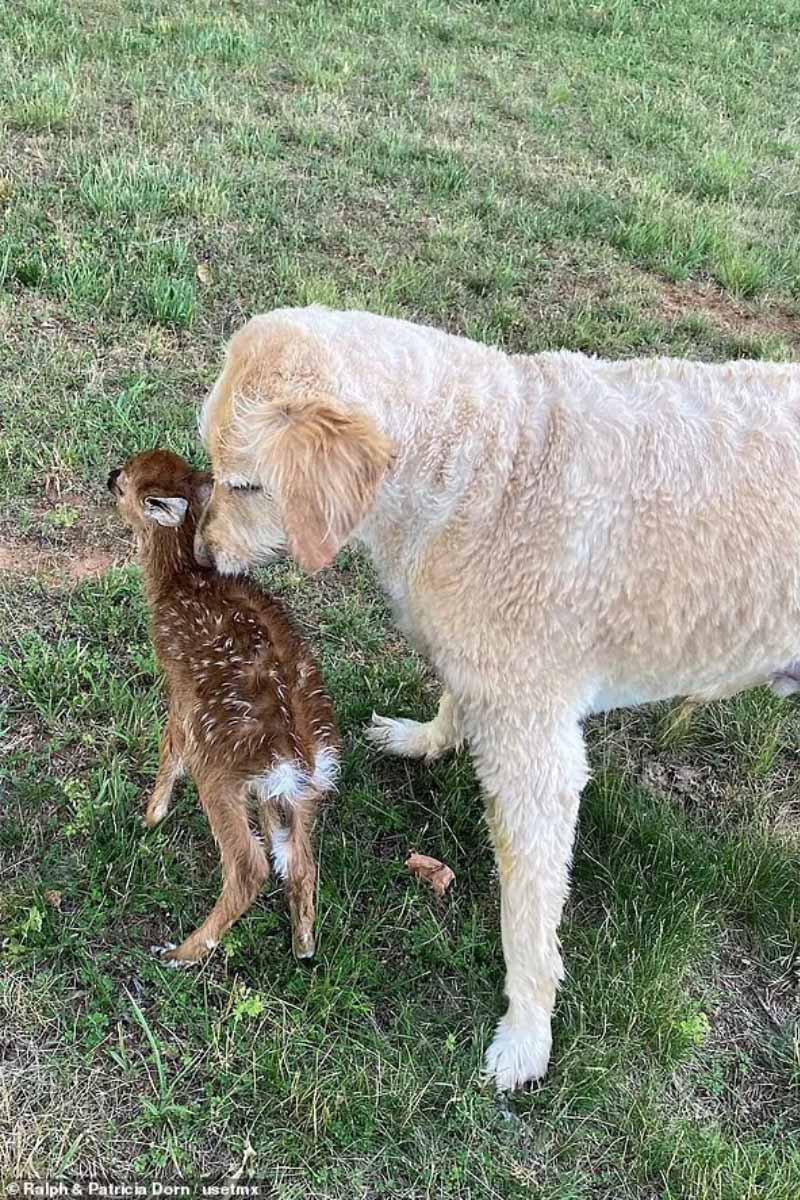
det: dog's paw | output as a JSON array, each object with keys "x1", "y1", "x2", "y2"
[
  {"x1": 484, "y1": 1011, "x2": 552, "y2": 1091},
  {"x1": 366, "y1": 713, "x2": 448, "y2": 761}
]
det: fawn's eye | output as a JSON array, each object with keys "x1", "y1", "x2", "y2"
[{"x1": 229, "y1": 482, "x2": 262, "y2": 493}]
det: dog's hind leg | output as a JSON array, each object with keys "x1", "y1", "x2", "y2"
[
  {"x1": 469, "y1": 701, "x2": 588, "y2": 1091},
  {"x1": 367, "y1": 690, "x2": 463, "y2": 761}
]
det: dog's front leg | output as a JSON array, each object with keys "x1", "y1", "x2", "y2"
[{"x1": 471, "y1": 705, "x2": 588, "y2": 1090}]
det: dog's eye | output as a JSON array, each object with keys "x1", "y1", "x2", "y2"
[{"x1": 230, "y1": 482, "x2": 261, "y2": 493}]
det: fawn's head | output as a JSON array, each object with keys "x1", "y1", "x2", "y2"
[{"x1": 108, "y1": 450, "x2": 212, "y2": 538}]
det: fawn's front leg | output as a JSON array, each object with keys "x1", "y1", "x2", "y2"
[{"x1": 144, "y1": 711, "x2": 185, "y2": 828}]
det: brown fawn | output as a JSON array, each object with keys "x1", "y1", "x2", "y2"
[{"x1": 108, "y1": 450, "x2": 339, "y2": 964}]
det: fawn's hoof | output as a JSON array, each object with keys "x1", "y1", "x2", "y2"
[
  {"x1": 150, "y1": 941, "x2": 204, "y2": 968},
  {"x1": 142, "y1": 800, "x2": 169, "y2": 829},
  {"x1": 292, "y1": 929, "x2": 315, "y2": 960}
]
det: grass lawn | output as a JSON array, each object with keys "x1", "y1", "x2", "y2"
[{"x1": 2, "y1": 0, "x2": 800, "y2": 1195}]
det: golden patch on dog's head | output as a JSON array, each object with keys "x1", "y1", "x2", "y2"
[{"x1": 196, "y1": 319, "x2": 393, "y2": 574}]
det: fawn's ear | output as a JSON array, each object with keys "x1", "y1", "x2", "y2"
[
  {"x1": 269, "y1": 399, "x2": 392, "y2": 573},
  {"x1": 143, "y1": 495, "x2": 189, "y2": 527}
]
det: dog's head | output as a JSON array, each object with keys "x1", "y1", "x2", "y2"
[
  {"x1": 195, "y1": 320, "x2": 393, "y2": 575},
  {"x1": 108, "y1": 449, "x2": 212, "y2": 536}
]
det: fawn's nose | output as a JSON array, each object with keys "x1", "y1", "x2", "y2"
[{"x1": 107, "y1": 467, "x2": 122, "y2": 493}]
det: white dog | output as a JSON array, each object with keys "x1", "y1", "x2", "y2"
[{"x1": 196, "y1": 306, "x2": 800, "y2": 1089}]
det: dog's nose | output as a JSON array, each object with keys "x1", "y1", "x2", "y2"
[{"x1": 107, "y1": 467, "x2": 122, "y2": 493}]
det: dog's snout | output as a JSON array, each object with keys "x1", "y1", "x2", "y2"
[{"x1": 107, "y1": 467, "x2": 122, "y2": 493}]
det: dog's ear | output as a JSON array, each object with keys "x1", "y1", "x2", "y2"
[{"x1": 270, "y1": 400, "x2": 392, "y2": 573}]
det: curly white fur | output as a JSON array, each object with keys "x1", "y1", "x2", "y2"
[{"x1": 199, "y1": 306, "x2": 800, "y2": 1089}]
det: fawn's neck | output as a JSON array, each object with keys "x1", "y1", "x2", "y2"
[{"x1": 139, "y1": 520, "x2": 210, "y2": 602}]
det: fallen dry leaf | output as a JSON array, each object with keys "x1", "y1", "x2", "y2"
[
  {"x1": 196, "y1": 262, "x2": 213, "y2": 285},
  {"x1": 44, "y1": 890, "x2": 62, "y2": 910},
  {"x1": 405, "y1": 852, "x2": 455, "y2": 898}
]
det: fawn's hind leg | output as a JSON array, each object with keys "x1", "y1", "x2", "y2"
[
  {"x1": 144, "y1": 710, "x2": 185, "y2": 828},
  {"x1": 160, "y1": 779, "x2": 268, "y2": 965},
  {"x1": 261, "y1": 798, "x2": 318, "y2": 959}
]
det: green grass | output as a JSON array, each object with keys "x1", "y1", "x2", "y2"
[{"x1": 2, "y1": 0, "x2": 800, "y2": 1195}]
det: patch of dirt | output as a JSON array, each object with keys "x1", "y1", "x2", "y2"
[
  {"x1": 0, "y1": 535, "x2": 127, "y2": 585},
  {"x1": 64, "y1": 548, "x2": 120, "y2": 581},
  {"x1": 0, "y1": 542, "x2": 41, "y2": 574},
  {"x1": 0, "y1": 131, "x2": 58, "y2": 184},
  {"x1": 672, "y1": 936, "x2": 800, "y2": 1133},
  {"x1": 555, "y1": 257, "x2": 800, "y2": 353},
  {"x1": 640, "y1": 270, "x2": 800, "y2": 350},
  {"x1": 637, "y1": 738, "x2": 800, "y2": 844},
  {"x1": 0, "y1": 487, "x2": 132, "y2": 587},
  {"x1": 589, "y1": 701, "x2": 800, "y2": 841},
  {"x1": 640, "y1": 757, "x2": 720, "y2": 806}
]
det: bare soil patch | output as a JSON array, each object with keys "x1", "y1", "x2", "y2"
[
  {"x1": 674, "y1": 937, "x2": 800, "y2": 1133},
  {"x1": 650, "y1": 273, "x2": 800, "y2": 349},
  {"x1": 0, "y1": 535, "x2": 125, "y2": 584}
]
